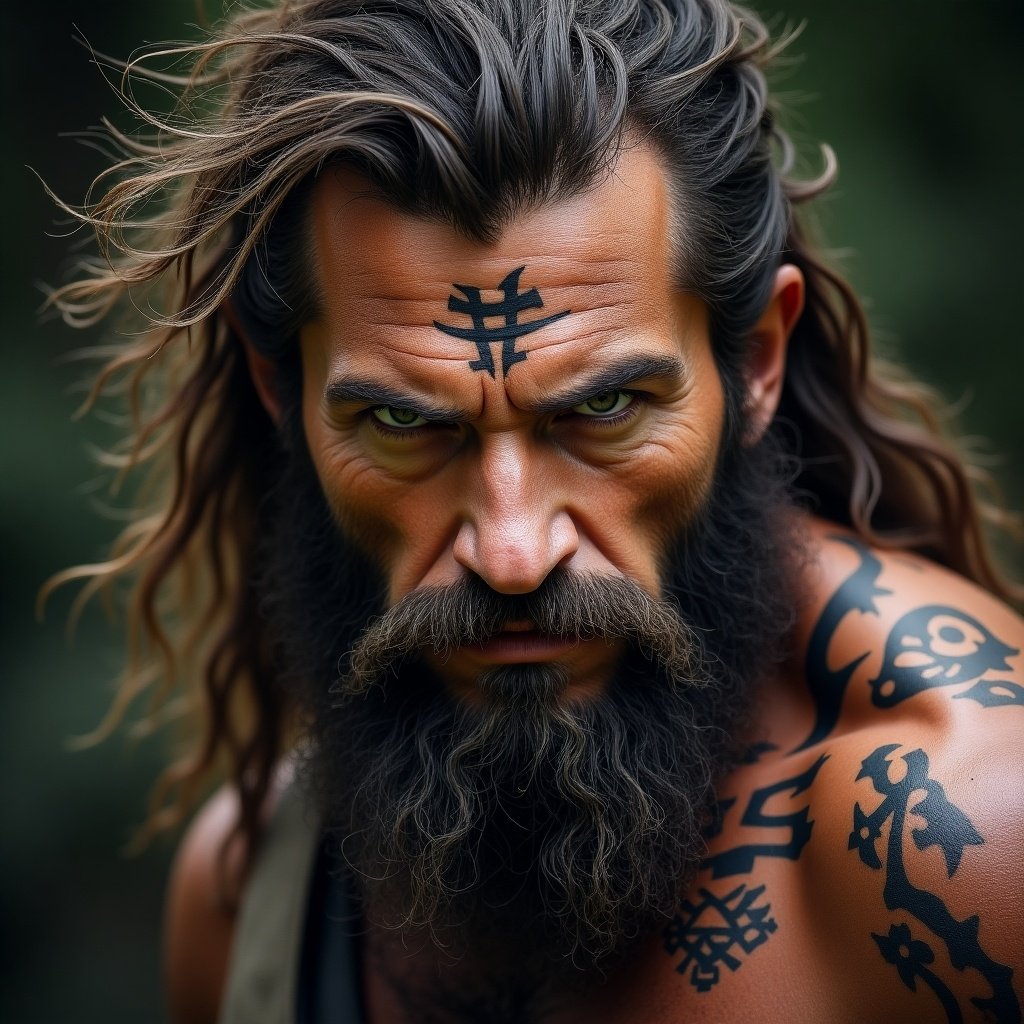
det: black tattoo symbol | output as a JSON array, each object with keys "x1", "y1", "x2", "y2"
[
  {"x1": 701, "y1": 755, "x2": 828, "y2": 879},
  {"x1": 874, "y1": 923, "x2": 963, "y2": 1024},
  {"x1": 850, "y1": 744, "x2": 1019, "y2": 1023},
  {"x1": 700, "y1": 797, "x2": 736, "y2": 844},
  {"x1": 793, "y1": 536, "x2": 890, "y2": 752},
  {"x1": 870, "y1": 606, "x2": 1021, "y2": 709},
  {"x1": 740, "y1": 740, "x2": 779, "y2": 765},
  {"x1": 432, "y1": 265, "x2": 571, "y2": 377},
  {"x1": 700, "y1": 742, "x2": 780, "y2": 843},
  {"x1": 664, "y1": 883, "x2": 778, "y2": 992}
]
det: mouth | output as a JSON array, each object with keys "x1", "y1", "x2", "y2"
[{"x1": 462, "y1": 620, "x2": 580, "y2": 664}]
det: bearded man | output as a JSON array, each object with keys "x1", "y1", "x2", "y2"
[{"x1": 48, "y1": 0, "x2": 1023, "y2": 1021}]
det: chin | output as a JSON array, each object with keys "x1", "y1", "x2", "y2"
[{"x1": 304, "y1": 654, "x2": 733, "y2": 985}]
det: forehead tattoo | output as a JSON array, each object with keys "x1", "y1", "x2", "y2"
[{"x1": 433, "y1": 265, "x2": 572, "y2": 377}]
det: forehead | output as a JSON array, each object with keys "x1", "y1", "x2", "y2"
[{"x1": 302, "y1": 144, "x2": 701, "y2": 412}]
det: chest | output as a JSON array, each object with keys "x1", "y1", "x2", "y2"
[{"x1": 352, "y1": 754, "x2": 862, "y2": 1024}]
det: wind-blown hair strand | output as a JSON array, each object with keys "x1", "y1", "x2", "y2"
[{"x1": 41, "y1": 0, "x2": 1020, "y2": 866}]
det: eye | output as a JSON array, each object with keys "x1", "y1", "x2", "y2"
[
  {"x1": 571, "y1": 390, "x2": 635, "y2": 418},
  {"x1": 372, "y1": 406, "x2": 428, "y2": 429}
]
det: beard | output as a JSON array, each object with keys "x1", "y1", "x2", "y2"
[{"x1": 259, "y1": 418, "x2": 800, "y2": 1010}]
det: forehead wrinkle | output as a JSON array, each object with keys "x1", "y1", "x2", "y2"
[
  {"x1": 516, "y1": 311, "x2": 651, "y2": 360},
  {"x1": 353, "y1": 275, "x2": 641, "y2": 312},
  {"x1": 329, "y1": 286, "x2": 653, "y2": 365},
  {"x1": 329, "y1": 279, "x2": 645, "y2": 343},
  {"x1": 340, "y1": 342, "x2": 485, "y2": 383},
  {"x1": 312, "y1": 207, "x2": 670, "y2": 316}
]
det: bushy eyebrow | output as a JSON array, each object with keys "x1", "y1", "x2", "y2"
[
  {"x1": 324, "y1": 379, "x2": 469, "y2": 421},
  {"x1": 529, "y1": 353, "x2": 687, "y2": 413},
  {"x1": 324, "y1": 353, "x2": 686, "y2": 422}
]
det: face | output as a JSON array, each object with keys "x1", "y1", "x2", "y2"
[
  {"x1": 298, "y1": 143, "x2": 726, "y2": 703},
  {"x1": 266, "y1": 144, "x2": 799, "y2": 987}
]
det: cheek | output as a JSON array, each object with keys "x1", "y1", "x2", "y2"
[
  {"x1": 304, "y1": 417, "x2": 457, "y2": 589},
  {"x1": 301, "y1": 400, "x2": 400, "y2": 563},
  {"x1": 617, "y1": 399, "x2": 726, "y2": 574},
  {"x1": 646, "y1": 417, "x2": 721, "y2": 511},
  {"x1": 613, "y1": 440, "x2": 718, "y2": 576},
  {"x1": 557, "y1": 417, "x2": 723, "y2": 599}
]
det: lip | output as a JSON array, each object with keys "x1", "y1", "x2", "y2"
[{"x1": 461, "y1": 629, "x2": 581, "y2": 664}]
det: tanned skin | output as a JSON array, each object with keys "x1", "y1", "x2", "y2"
[{"x1": 164, "y1": 144, "x2": 1024, "y2": 1023}]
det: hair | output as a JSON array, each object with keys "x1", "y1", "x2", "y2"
[{"x1": 43, "y1": 0, "x2": 1019, "y2": 869}]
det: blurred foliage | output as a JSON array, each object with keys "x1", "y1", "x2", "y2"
[{"x1": 3, "y1": 1, "x2": 1021, "y2": 1021}]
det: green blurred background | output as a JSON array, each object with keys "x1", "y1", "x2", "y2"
[{"x1": 3, "y1": 1, "x2": 1021, "y2": 1021}]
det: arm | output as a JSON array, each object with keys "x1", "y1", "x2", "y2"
[
  {"x1": 163, "y1": 786, "x2": 243, "y2": 1024},
  {"x1": 800, "y1": 531, "x2": 1024, "y2": 1021},
  {"x1": 811, "y1": 727, "x2": 1024, "y2": 1023}
]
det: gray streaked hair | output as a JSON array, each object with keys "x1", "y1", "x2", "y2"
[{"x1": 43, "y1": 0, "x2": 1017, "y2": 870}]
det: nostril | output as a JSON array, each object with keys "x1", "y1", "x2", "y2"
[
  {"x1": 451, "y1": 509, "x2": 579, "y2": 596},
  {"x1": 551, "y1": 511, "x2": 580, "y2": 562}
]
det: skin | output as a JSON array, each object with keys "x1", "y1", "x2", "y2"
[
  {"x1": 290, "y1": 144, "x2": 797, "y2": 704},
  {"x1": 164, "y1": 144, "x2": 1024, "y2": 1022},
  {"x1": 294, "y1": 147, "x2": 739, "y2": 702}
]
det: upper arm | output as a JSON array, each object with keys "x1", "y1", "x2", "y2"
[
  {"x1": 810, "y1": 727, "x2": 1024, "y2": 1022},
  {"x1": 163, "y1": 785, "x2": 243, "y2": 1024},
  {"x1": 796, "y1": 530, "x2": 1024, "y2": 1018},
  {"x1": 806, "y1": 679, "x2": 1024, "y2": 1015}
]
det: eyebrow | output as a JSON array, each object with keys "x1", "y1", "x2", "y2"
[
  {"x1": 529, "y1": 353, "x2": 687, "y2": 413},
  {"x1": 323, "y1": 352, "x2": 686, "y2": 422},
  {"x1": 324, "y1": 378, "x2": 470, "y2": 421}
]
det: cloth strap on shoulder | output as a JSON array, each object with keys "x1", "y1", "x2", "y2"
[{"x1": 217, "y1": 781, "x2": 322, "y2": 1024}]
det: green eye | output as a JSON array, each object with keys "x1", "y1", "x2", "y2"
[
  {"x1": 372, "y1": 406, "x2": 427, "y2": 429},
  {"x1": 572, "y1": 390, "x2": 634, "y2": 417}
]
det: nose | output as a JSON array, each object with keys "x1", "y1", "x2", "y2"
[{"x1": 452, "y1": 434, "x2": 579, "y2": 594}]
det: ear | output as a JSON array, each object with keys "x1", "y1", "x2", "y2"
[
  {"x1": 742, "y1": 263, "x2": 804, "y2": 445},
  {"x1": 223, "y1": 299, "x2": 284, "y2": 426}
]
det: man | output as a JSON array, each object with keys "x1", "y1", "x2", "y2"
[{"x1": 48, "y1": 0, "x2": 1022, "y2": 1021}]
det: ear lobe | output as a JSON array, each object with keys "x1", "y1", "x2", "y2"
[
  {"x1": 224, "y1": 299, "x2": 284, "y2": 426},
  {"x1": 742, "y1": 263, "x2": 804, "y2": 445}
]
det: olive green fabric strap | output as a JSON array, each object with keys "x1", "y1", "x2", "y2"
[{"x1": 218, "y1": 782, "x2": 321, "y2": 1024}]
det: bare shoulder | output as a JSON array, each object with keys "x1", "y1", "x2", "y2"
[
  {"x1": 802, "y1": 516, "x2": 1024, "y2": 681},
  {"x1": 793, "y1": 519, "x2": 1024, "y2": 1018},
  {"x1": 163, "y1": 767, "x2": 292, "y2": 1024},
  {"x1": 792, "y1": 517, "x2": 1023, "y2": 744},
  {"x1": 795, "y1": 515, "x2": 1024, "y2": 874},
  {"x1": 788, "y1": 720, "x2": 1024, "y2": 1023},
  {"x1": 647, "y1": 521, "x2": 1023, "y2": 1022},
  {"x1": 163, "y1": 785, "x2": 244, "y2": 1024}
]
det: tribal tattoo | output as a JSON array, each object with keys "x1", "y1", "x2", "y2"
[
  {"x1": 870, "y1": 606, "x2": 1022, "y2": 709},
  {"x1": 794, "y1": 537, "x2": 1022, "y2": 753},
  {"x1": 700, "y1": 755, "x2": 828, "y2": 880},
  {"x1": 794, "y1": 536, "x2": 889, "y2": 752},
  {"x1": 665, "y1": 884, "x2": 778, "y2": 993},
  {"x1": 850, "y1": 744, "x2": 1020, "y2": 1023},
  {"x1": 666, "y1": 538, "x2": 1021, "y2": 1002},
  {"x1": 433, "y1": 265, "x2": 571, "y2": 377},
  {"x1": 665, "y1": 756, "x2": 826, "y2": 989}
]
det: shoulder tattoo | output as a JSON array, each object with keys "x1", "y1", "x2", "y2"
[
  {"x1": 795, "y1": 536, "x2": 1022, "y2": 752},
  {"x1": 664, "y1": 752, "x2": 828, "y2": 991},
  {"x1": 850, "y1": 744, "x2": 1020, "y2": 1023}
]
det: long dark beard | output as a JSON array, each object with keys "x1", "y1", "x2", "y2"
[{"x1": 259, "y1": 422, "x2": 800, "y2": 1001}]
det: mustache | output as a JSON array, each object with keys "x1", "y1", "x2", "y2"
[{"x1": 337, "y1": 569, "x2": 709, "y2": 697}]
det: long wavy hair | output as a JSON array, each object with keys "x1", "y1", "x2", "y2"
[{"x1": 43, "y1": 0, "x2": 1019, "y2": 865}]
